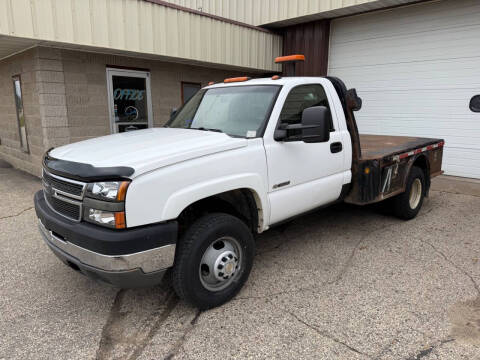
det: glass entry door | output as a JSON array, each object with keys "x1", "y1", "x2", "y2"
[{"x1": 107, "y1": 68, "x2": 153, "y2": 133}]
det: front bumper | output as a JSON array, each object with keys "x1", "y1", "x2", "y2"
[{"x1": 34, "y1": 190, "x2": 178, "y2": 288}]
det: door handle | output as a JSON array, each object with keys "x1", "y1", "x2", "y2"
[{"x1": 330, "y1": 142, "x2": 343, "y2": 153}]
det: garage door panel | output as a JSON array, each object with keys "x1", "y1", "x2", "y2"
[
  {"x1": 331, "y1": 23, "x2": 480, "y2": 51},
  {"x1": 330, "y1": 58, "x2": 480, "y2": 80},
  {"x1": 329, "y1": 0, "x2": 480, "y2": 178},
  {"x1": 331, "y1": 0, "x2": 480, "y2": 44},
  {"x1": 330, "y1": 33, "x2": 480, "y2": 68},
  {"x1": 443, "y1": 150, "x2": 480, "y2": 179}
]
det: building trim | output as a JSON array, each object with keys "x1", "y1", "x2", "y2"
[
  {"x1": 333, "y1": 0, "x2": 437, "y2": 20},
  {"x1": 0, "y1": 44, "x2": 37, "y2": 62},
  {"x1": 105, "y1": 64, "x2": 151, "y2": 72},
  {"x1": 143, "y1": 0, "x2": 276, "y2": 34}
]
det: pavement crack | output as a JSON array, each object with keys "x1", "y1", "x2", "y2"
[
  {"x1": 405, "y1": 338, "x2": 454, "y2": 360},
  {"x1": 419, "y1": 238, "x2": 480, "y2": 295},
  {"x1": 330, "y1": 221, "x2": 399, "y2": 285},
  {"x1": 0, "y1": 206, "x2": 34, "y2": 220},
  {"x1": 96, "y1": 289, "x2": 179, "y2": 360},
  {"x1": 96, "y1": 289, "x2": 128, "y2": 360},
  {"x1": 127, "y1": 292, "x2": 179, "y2": 360},
  {"x1": 279, "y1": 306, "x2": 372, "y2": 359},
  {"x1": 163, "y1": 310, "x2": 202, "y2": 360},
  {"x1": 372, "y1": 329, "x2": 403, "y2": 360},
  {"x1": 331, "y1": 205, "x2": 437, "y2": 286}
]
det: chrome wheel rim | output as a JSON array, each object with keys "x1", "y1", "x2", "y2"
[
  {"x1": 409, "y1": 178, "x2": 422, "y2": 209},
  {"x1": 199, "y1": 236, "x2": 242, "y2": 292}
]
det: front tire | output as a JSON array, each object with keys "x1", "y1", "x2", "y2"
[
  {"x1": 172, "y1": 213, "x2": 255, "y2": 309},
  {"x1": 392, "y1": 166, "x2": 426, "y2": 220}
]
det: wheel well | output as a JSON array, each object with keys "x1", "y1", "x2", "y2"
[
  {"x1": 412, "y1": 155, "x2": 430, "y2": 194},
  {"x1": 177, "y1": 189, "x2": 260, "y2": 237}
]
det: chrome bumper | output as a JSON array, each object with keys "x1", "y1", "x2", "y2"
[{"x1": 39, "y1": 220, "x2": 176, "y2": 274}]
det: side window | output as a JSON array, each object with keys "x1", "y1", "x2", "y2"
[
  {"x1": 12, "y1": 75, "x2": 29, "y2": 153},
  {"x1": 279, "y1": 84, "x2": 334, "y2": 131},
  {"x1": 181, "y1": 82, "x2": 201, "y2": 104}
]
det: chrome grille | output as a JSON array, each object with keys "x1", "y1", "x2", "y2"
[{"x1": 42, "y1": 169, "x2": 86, "y2": 222}]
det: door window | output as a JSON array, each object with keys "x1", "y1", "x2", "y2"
[
  {"x1": 278, "y1": 84, "x2": 334, "y2": 136},
  {"x1": 107, "y1": 69, "x2": 153, "y2": 133},
  {"x1": 182, "y1": 82, "x2": 201, "y2": 104}
]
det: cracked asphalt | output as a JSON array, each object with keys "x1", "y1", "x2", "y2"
[{"x1": 1, "y1": 166, "x2": 480, "y2": 360}]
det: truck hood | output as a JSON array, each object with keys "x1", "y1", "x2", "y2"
[{"x1": 49, "y1": 128, "x2": 248, "y2": 177}]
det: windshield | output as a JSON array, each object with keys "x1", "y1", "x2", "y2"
[{"x1": 168, "y1": 85, "x2": 280, "y2": 138}]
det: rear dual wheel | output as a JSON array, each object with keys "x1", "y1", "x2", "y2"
[
  {"x1": 172, "y1": 213, "x2": 255, "y2": 309},
  {"x1": 391, "y1": 166, "x2": 426, "y2": 220}
]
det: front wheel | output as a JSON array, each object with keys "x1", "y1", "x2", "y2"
[
  {"x1": 172, "y1": 213, "x2": 255, "y2": 309},
  {"x1": 391, "y1": 166, "x2": 426, "y2": 220}
]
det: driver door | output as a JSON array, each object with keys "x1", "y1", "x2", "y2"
[{"x1": 264, "y1": 84, "x2": 345, "y2": 224}]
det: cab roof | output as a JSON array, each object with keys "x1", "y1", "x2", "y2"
[{"x1": 205, "y1": 76, "x2": 328, "y2": 89}]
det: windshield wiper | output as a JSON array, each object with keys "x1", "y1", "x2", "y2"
[{"x1": 192, "y1": 127, "x2": 223, "y2": 133}]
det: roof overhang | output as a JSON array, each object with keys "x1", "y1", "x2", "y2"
[
  {"x1": 0, "y1": 0, "x2": 282, "y2": 72},
  {"x1": 264, "y1": 0, "x2": 433, "y2": 27}
]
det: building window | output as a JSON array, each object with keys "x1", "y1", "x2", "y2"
[
  {"x1": 181, "y1": 82, "x2": 201, "y2": 104},
  {"x1": 12, "y1": 75, "x2": 29, "y2": 153}
]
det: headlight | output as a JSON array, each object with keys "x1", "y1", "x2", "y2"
[
  {"x1": 84, "y1": 180, "x2": 129, "y2": 229},
  {"x1": 85, "y1": 181, "x2": 129, "y2": 201},
  {"x1": 87, "y1": 209, "x2": 126, "y2": 229}
]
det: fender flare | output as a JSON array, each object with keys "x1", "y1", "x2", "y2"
[
  {"x1": 404, "y1": 154, "x2": 431, "y2": 195},
  {"x1": 161, "y1": 173, "x2": 269, "y2": 231}
]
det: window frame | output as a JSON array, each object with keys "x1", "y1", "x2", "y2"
[
  {"x1": 106, "y1": 67, "x2": 153, "y2": 134},
  {"x1": 274, "y1": 83, "x2": 335, "y2": 141},
  {"x1": 167, "y1": 84, "x2": 282, "y2": 139},
  {"x1": 12, "y1": 75, "x2": 29, "y2": 153},
  {"x1": 181, "y1": 81, "x2": 202, "y2": 104}
]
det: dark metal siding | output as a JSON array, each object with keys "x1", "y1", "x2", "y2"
[{"x1": 281, "y1": 19, "x2": 330, "y2": 76}]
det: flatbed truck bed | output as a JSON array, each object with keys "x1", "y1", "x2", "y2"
[{"x1": 345, "y1": 134, "x2": 444, "y2": 205}]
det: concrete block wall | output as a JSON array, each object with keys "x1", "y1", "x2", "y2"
[
  {"x1": 0, "y1": 48, "x2": 45, "y2": 176},
  {"x1": 0, "y1": 46, "x2": 251, "y2": 177},
  {"x1": 60, "y1": 49, "x2": 247, "y2": 138}
]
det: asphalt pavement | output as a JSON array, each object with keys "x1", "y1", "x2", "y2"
[{"x1": 1, "y1": 166, "x2": 479, "y2": 359}]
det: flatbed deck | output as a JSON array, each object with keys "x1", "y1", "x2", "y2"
[
  {"x1": 345, "y1": 134, "x2": 445, "y2": 205},
  {"x1": 359, "y1": 134, "x2": 444, "y2": 161}
]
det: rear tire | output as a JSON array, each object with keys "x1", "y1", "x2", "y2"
[
  {"x1": 172, "y1": 213, "x2": 255, "y2": 309},
  {"x1": 392, "y1": 166, "x2": 425, "y2": 220}
]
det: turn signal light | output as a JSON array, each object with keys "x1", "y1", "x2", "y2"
[
  {"x1": 116, "y1": 181, "x2": 130, "y2": 201},
  {"x1": 224, "y1": 76, "x2": 250, "y2": 83},
  {"x1": 114, "y1": 212, "x2": 126, "y2": 229}
]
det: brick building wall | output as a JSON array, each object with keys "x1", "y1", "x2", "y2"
[{"x1": 0, "y1": 46, "x2": 248, "y2": 177}]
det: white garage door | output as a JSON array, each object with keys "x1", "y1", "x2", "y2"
[{"x1": 328, "y1": 0, "x2": 480, "y2": 178}]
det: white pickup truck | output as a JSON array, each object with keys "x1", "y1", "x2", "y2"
[{"x1": 35, "y1": 74, "x2": 444, "y2": 309}]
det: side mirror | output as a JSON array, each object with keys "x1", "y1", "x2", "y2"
[
  {"x1": 470, "y1": 95, "x2": 480, "y2": 112},
  {"x1": 301, "y1": 106, "x2": 330, "y2": 143},
  {"x1": 274, "y1": 106, "x2": 331, "y2": 143},
  {"x1": 170, "y1": 107, "x2": 178, "y2": 119}
]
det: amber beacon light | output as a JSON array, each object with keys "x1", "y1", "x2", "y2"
[
  {"x1": 274, "y1": 54, "x2": 305, "y2": 76},
  {"x1": 274, "y1": 54, "x2": 305, "y2": 63},
  {"x1": 224, "y1": 76, "x2": 250, "y2": 83}
]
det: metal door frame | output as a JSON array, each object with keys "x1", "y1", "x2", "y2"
[{"x1": 106, "y1": 68, "x2": 153, "y2": 134}]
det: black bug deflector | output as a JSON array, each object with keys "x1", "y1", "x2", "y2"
[{"x1": 43, "y1": 150, "x2": 134, "y2": 182}]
